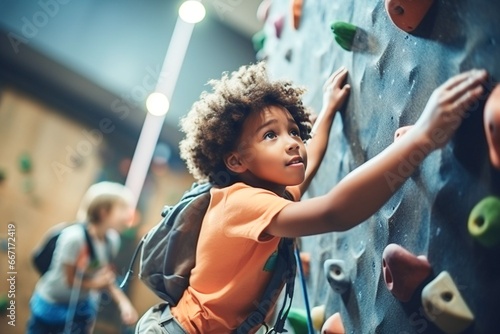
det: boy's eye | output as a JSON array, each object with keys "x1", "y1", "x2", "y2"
[
  {"x1": 264, "y1": 131, "x2": 277, "y2": 140},
  {"x1": 290, "y1": 129, "x2": 300, "y2": 137}
]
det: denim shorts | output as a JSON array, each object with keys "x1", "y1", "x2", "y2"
[
  {"x1": 136, "y1": 303, "x2": 188, "y2": 334},
  {"x1": 30, "y1": 293, "x2": 97, "y2": 324}
]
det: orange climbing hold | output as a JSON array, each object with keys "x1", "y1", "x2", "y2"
[
  {"x1": 385, "y1": 0, "x2": 434, "y2": 32},
  {"x1": 321, "y1": 312, "x2": 345, "y2": 334},
  {"x1": 484, "y1": 85, "x2": 500, "y2": 169},
  {"x1": 299, "y1": 252, "x2": 311, "y2": 277},
  {"x1": 291, "y1": 0, "x2": 303, "y2": 30}
]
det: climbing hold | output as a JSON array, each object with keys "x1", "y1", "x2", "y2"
[
  {"x1": 274, "y1": 15, "x2": 285, "y2": 38},
  {"x1": 321, "y1": 312, "x2": 345, "y2": 334},
  {"x1": 19, "y1": 153, "x2": 32, "y2": 173},
  {"x1": 484, "y1": 85, "x2": 500, "y2": 169},
  {"x1": 385, "y1": 0, "x2": 434, "y2": 32},
  {"x1": 330, "y1": 22, "x2": 357, "y2": 51},
  {"x1": 252, "y1": 30, "x2": 266, "y2": 53},
  {"x1": 394, "y1": 125, "x2": 414, "y2": 142},
  {"x1": 324, "y1": 259, "x2": 351, "y2": 294},
  {"x1": 287, "y1": 308, "x2": 308, "y2": 334},
  {"x1": 0, "y1": 168, "x2": 6, "y2": 182},
  {"x1": 0, "y1": 294, "x2": 8, "y2": 312},
  {"x1": 299, "y1": 252, "x2": 310, "y2": 276},
  {"x1": 256, "y1": 0, "x2": 272, "y2": 22},
  {"x1": 285, "y1": 48, "x2": 293, "y2": 62},
  {"x1": 311, "y1": 305, "x2": 326, "y2": 330},
  {"x1": 291, "y1": 0, "x2": 303, "y2": 30},
  {"x1": 468, "y1": 196, "x2": 500, "y2": 248},
  {"x1": 382, "y1": 243, "x2": 431, "y2": 302},
  {"x1": 421, "y1": 271, "x2": 474, "y2": 334}
]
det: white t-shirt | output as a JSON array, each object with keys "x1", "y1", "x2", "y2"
[{"x1": 34, "y1": 224, "x2": 120, "y2": 303}]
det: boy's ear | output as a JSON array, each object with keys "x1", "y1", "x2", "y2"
[{"x1": 224, "y1": 152, "x2": 247, "y2": 174}]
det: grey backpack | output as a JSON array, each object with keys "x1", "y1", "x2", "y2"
[{"x1": 121, "y1": 182, "x2": 296, "y2": 333}]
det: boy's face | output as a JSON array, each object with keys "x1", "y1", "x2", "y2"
[
  {"x1": 101, "y1": 201, "x2": 133, "y2": 231},
  {"x1": 227, "y1": 105, "x2": 307, "y2": 189}
]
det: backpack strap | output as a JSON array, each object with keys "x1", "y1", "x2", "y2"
[
  {"x1": 268, "y1": 239, "x2": 296, "y2": 333},
  {"x1": 235, "y1": 238, "x2": 296, "y2": 334},
  {"x1": 82, "y1": 223, "x2": 97, "y2": 263},
  {"x1": 103, "y1": 233, "x2": 113, "y2": 263}
]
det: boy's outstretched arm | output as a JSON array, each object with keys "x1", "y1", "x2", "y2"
[
  {"x1": 289, "y1": 67, "x2": 351, "y2": 198},
  {"x1": 268, "y1": 69, "x2": 488, "y2": 237}
]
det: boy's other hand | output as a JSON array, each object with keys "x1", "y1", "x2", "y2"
[
  {"x1": 93, "y1": 266, "x2": 116, "y2": 289},
  {"x1": 414, "y1": 69, "x2": 488, "y2": 149},
  {"x1": 322, "y1": 66, "x2": 351, "y2": 114}
]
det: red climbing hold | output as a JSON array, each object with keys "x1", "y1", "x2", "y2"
[
  {"x1": 274, "y1": 15, "x2": 285, "y2": 38},
  {"x1": 382, "y1": 243, "x2": 431, "y2": 302},
  {"x1": 484, "y1": 85, "x2": 500, "y2": 169},
  {"x1": 385, "y1": 0, "x2": 434, "y2": 32}
]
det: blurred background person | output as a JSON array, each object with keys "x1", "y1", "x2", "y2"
[{"x1": 27, "y1": 182, "x2": 138, "y2": 334}]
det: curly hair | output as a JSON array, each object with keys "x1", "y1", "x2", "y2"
[{"x1": 179, "y1": 62, "x2": 311, "y2": 186}]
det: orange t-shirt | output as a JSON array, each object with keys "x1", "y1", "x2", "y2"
[{"x1": 171, "y1": 182, "x2": 297, "y2": 333}]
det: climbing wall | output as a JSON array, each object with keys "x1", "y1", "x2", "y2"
[{"x1": 261, "y1": 0, "x2": 500, "y2": 333}]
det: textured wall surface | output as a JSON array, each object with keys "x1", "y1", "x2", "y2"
[{"x1": 264, "y1": 0, "x2": 500, "y2": 333}]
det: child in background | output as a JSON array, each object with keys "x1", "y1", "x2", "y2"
[
  {"x1": 137, "y1": 63, "x2": 487, "y2": 334},
  {"x1": 28, "y1": 182, "x2": 138, "y2": 334}
]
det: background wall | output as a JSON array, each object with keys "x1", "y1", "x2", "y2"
[
  {"x1": 0, "y1": 88, "x2": 103, "y2": 331},
  {"x1": 0, "y1": 1, "x2": 257, "y2": 333},
  {"x1": 264, "y1": 0, "x2": 500, "y2": 333}
]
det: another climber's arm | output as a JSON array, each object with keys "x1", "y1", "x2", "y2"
[{"x1": 268, "y1": 69, "x2": 487, "y2": 237}]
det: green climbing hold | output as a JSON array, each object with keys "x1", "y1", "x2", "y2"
[
  {"x1": 19, "y1": 153, "x2": 32, "y2": 173},
  {"x1": 0, "y1": 294, "x2": 8, "y2": 312},
  {"x1": 0, "y1": 168, "x2": 6, "y2": 182},
  {"x1": 287, "y1": 308, "x2": 309, "y2": 334},
  {"x1": 468, "y1": 196, "x2": 500, "y2": 248},
  {"x1": 252, "y1": 30, "x2": 266, "y2": 53},
  {"x1": 331, "y1": 21, "x2": 357, "y2": 51}
]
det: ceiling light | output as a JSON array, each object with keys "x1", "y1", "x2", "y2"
[
  {"x1": 146, "y1": 92, "x2": 170, "y2": 116},
  {"x1": 179, "y1": 0, "x2": 206, "y2": 24}
]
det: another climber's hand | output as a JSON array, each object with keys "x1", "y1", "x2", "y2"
[
  {"x1": 119, "y1": 300, "x2": 138, "y2": 326},
  {"x1": 322, "y1": 66, "x2": 351, "y2": 115},
  {"x1": 415, "y1": 69, "x2": 487, "y2": 149}
]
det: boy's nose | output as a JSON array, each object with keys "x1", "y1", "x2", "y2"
[{"x1": 287, "y1": 140, "x2": 300, "y2": 151}]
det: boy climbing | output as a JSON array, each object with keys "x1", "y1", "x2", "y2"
[{"x1": 136, "y1": 63, "x2": 487, "y2": 334}]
